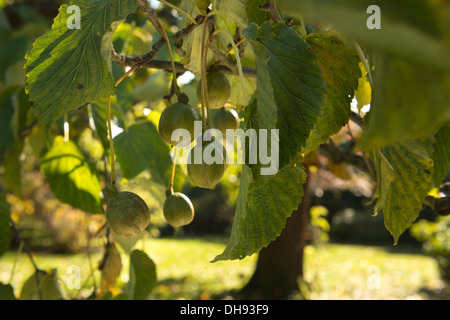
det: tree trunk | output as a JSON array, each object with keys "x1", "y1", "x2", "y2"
[{"x1": 238, "y1": 171, "x2": 311, "y2": 299}]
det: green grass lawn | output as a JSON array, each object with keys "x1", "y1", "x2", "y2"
[{"x1": 0, "y1": 236, "x2": 447, "y2": 300}]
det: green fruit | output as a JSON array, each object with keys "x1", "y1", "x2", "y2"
[
  {"x1": 187, "y1": 141, "x2": 227, "y2": 188},
  {"x1": 195, "y1": 0, "x2": 210, "y2": 11},
  {"x1": 163, "y1": 192, "x2": 195, "y2": 227},
  {"x1": 197, "y1": 71, "x2": 231, "y2": 109},
  {"x1": 106, "y1": 191, "x2": 150, "y2": 239},
  {"x1": 159, "y1": 102, "x2": 199, "y2": 147},
  {"x1": 213, "y1": 107, "x2": 240, "y2": 135}
]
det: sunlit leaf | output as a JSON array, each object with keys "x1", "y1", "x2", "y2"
[
  {"x1": 25, "y1": 0, "x2": 138, "y2": 132},
  {"x1": 113, "y1": 122, "x2": 176, "y2": 186},
  {"x1": 213, "y1": 156, "x2": 306, "y2": 261},
  {"x1": 372, "y1": 137, "x2": 435, "y2": 244},
  {"x1": 40, "y1": 136, "x2": 103, "y2": 213},
  {"x1": 244, "y1": 22, "x2": 326, "y2": 169},
  {"x1": 305, "y1": 33, "x2": 361, "y2": 151}
]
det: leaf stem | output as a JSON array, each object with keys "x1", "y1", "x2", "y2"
[
  {"x1": 353, "y1": 40, "x2": 373, "y2": 87},
  {"x1": 168, "y1": 152, "x2": 176, "y2": 194},
  {"x1": 154, "y1": 17, "x2": 181, "y2": 96},
  {"x1": 115, "y1": 64, "x2": 139, "y2": 86},
  {"x1": 8, "y1": 240, "x2": 24, "y2": 284},
  {"x1": 205, "y1": 10, "x2": 247, "y2": 29},
  {"x1": 157, "y1": 0, "x2": 198, "y2": 25},
  {"x1": 200, "y1": 18, "x2": 213, "y2": 130},
  {"x1": 212, "y1": 29, "x2": 247, "y2": 106},
  {"x1": 224, "y1": 36, "x2": 247, "y2": 56}
]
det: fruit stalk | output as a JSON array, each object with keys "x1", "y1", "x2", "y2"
[
  {"x1": 212, "y1": 29, "x2": 247, "y2": 106},
  {"x1": 157, "y1": 0, "x2": 198, "y2": 25},
  {"x1": 168, "y1": 153, "x2": 176, "y2": 195},
  {"x1": 201, "y1": 17, "x2": 213, "y2": 130},
  {"x1": 106, "y1": 95, "x2": 116, "y2": 192}
]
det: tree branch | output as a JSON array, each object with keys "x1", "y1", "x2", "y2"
[
  {"x1": 136, "y1": 0, "x2": 166, "y2": 36},
  {"x1": 112, "y1": 54, "x2": 257, "y2": 78}
]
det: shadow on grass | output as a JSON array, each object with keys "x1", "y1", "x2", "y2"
[{"x1": 151, "y1": 276, "x2": 243, "y2": 300}]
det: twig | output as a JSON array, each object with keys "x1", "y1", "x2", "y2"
[
  {"x1": 111, "y1": 14, "x2": 204, "y2": 68},
  {"x1": 10, "y1": 217, "x2": 45, "y2": 300},
  {"x1": 235, "y1": 27, "x2": 245, "y2": 60},
  {"x1": 350, "y1": 111, "x2": 366, "y2": 130},
  {"x1": 136, "y1": 0, "x2": 166, "y2": 37},
  {"x1": 209, "y1": 42, "x2": 237, "y2": 73},
  {"x1": 259, "y1": 0, "x2": 282, "y2": 21}
]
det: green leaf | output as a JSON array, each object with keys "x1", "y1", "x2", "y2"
[
  {"x1": 40, "y1": 136, "x2": 103, "y2": 213},
  {"x1": 372, "y1": 137, "x2": 435, "y2": 244},
  {"x1": 359, "y1": 56, "x2": 450, "y2": 150},
  {"x1": 113, "y1": 122, "x2": 174, "y2": 184},
  {"x1": 112, "y1": 63, "x2": 134, "y2": 112},
  {"x1": 213, "y1": 157, "x2": 306, "y2": 261},
  {"x1": 2, "y1": 140, "x2": 24, "y2": 197},
  {"x1": 227, "y1": 46, "x2": 257, "y2": 107},
  {"x1": 0, "y1": 87, "x2": 17, "y2": 151},
  {"x1": 110, "y1": 228, "x2": 146, "y2": 253},
  {"x1": 280, "y1": 0, "x2": 450, "y2": 149},
  {"x1": 89, "y1": 98, "x2": 124, "y2": 152},
  {"x1": 244, "y1": 22, "x2": 326, "y2": 169},
  {"x1": 182, "y1": 22, "x2": 218, "y2": 76},
  {"x1": 25, "y1": 0, "x2": 138, "y2": 132},
  {"x1": 20, "y1": 269, "x2": 64, "y2": 300},
  {"x1": 89, "y1": 101, "x2": 111, "y2": 152},
  {"x1": 215, "y1": 0, "x2": 247, "y2": 35},
  {"x1": 132, "y1": 71, "x2": 171, "y2": 103},
  {"x1": 0, "y1": 192, "x2": 11, "y2": 257},
  {"x1": 128, "y1": 250, "x2": 156, "y2": 300},
  {"x1": 246, "y1": 0, "x2": 271, "y2": 25},
  {"x1": 304, "y1": 33, "x2": 361, "y2": 151},
  {"x1": 433, "y1": 122, "x2": 450, "y2": 186},
  {"x1": 0, "y1": 283, "x2": 16, "y2": 300}
]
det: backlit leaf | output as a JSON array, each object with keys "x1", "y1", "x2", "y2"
[
  {"x1": 305, "y1": 33, "x2": 361, "y2": 151},
  {"x1": 372, "y1": 137, "x2": 435, "y2": 243},
  {"x1": 213, "y1": 157, "x2": 306, "y2": 261},
  {"x1": 25, "y1": 0, "x2": 138, "y2": 132},
  {"x1": 244, "y1": 22, "x2": 326, "y2": 168},
  {"x1": 40, "y1": 136, "x2": 103, "y2": 213}
]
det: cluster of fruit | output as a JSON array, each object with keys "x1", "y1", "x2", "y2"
[{"x1": 106, "y1": 72, "x2": 240, "y2": 238}]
